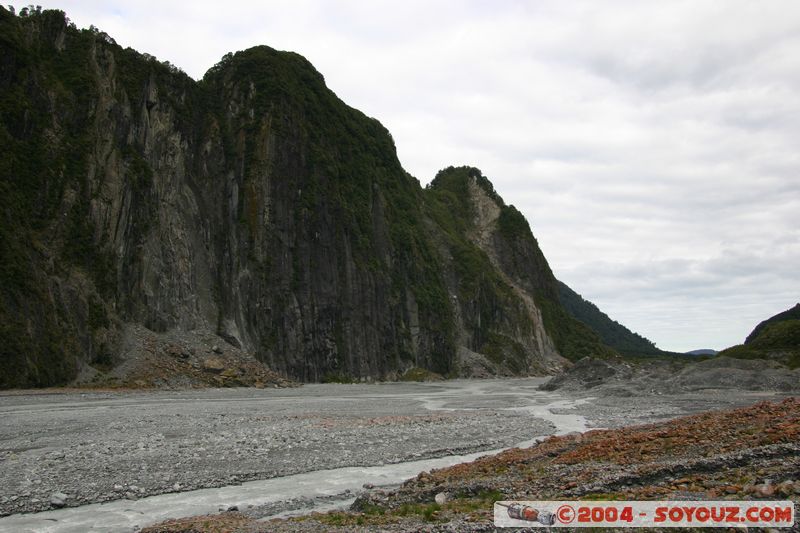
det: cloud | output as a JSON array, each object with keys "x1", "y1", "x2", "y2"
[{"x1": 21, "y1": 0, "x2": 800, "y2": 351}]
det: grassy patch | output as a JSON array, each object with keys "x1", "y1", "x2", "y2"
[
  {"x1": 399, "y1": 367, "x2": 444, "y2": 382},
  {"x1": 320, "y1": 373, "x2": 357, "y2": 384},
  {"x1": 140, "y1": 512, "x2": 255, "y2": 533}
]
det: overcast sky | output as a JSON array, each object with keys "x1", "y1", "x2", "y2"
[{"x1": 17, "y1": 1, "x2": 800, "y2": 351}]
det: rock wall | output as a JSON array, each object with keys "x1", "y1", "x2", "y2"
[{"x1": 0, "y1": 9, "x2": 612, "y2": 387}]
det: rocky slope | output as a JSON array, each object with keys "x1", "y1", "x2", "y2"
[
  {"x1": 540, "y1": 355, "x2": 800, "y2": 396},
  {"x1": 542, "y1": 303, "x2": 800, "y2": 396},
  {"x1": 0, "y1": 8, "x2": 621, "y2": 388}
]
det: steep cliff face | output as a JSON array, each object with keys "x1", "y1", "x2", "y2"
[
  {"x1": 198, "y1": 46, "x2": 461, "y2": 381},
  {"x1": 424, "y1": 167, "x2": 614, "y2": 374},
  {"x1": 0, "y1": 9, "x2": 613, "y2": 387}
]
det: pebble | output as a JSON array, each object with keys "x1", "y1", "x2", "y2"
[
  {"x1": 50, "y1": 492, "x2": 68, "y2": 508},
  {"x1": 5, "y1": 382, "x2": 789, "y2": 522},
  {"x1": 754, "y1": 483, "x2": 775, "y2": 498},
  {"x1": 776, "y1": 480, "x2": 794, "y2": 496},
  {"x1": 218, "y1": 504, "x2": 239, "y2": 512}
]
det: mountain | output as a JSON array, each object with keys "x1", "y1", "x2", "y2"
[
  {"x1": 0, "y1": 8, "x2": 618, "y2": 388},
  {"x1": 716, "y1": 304, "x2": 800, "y2": 369},
  {"x1": 556, "y1": 281, "x2": 664, "y2": 357}
]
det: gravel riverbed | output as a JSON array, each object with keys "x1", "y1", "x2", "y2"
[
  {"x1": 0, "y1": 381, "x2": 555, "y2": 517},
  {"x1": 0, "y1": 379, "x2": 789, "y2": 531}
]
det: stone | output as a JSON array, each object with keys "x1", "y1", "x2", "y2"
[
  {"x1": 755, "y1": 483, "x2": 775, "y2": 498},
  {"x1": 50, "y1": 492, "x2": 68, "y2": 508},
  {"x1": 776, "y1": 481, "x2": 794, "y2": 496},
  {"x1": 202, "y1": 357, "x2": 226, "y2": 373},
  {"x1": 165, "y1": 344, "x2": 184, "y2": 358},
  {"x1": 212, "y1": 345, "x2": 222, "y2": 354}
]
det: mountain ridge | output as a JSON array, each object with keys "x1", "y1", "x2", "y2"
[{"x1": 556, "y1": 281, "x2": 665, "y2": 357}]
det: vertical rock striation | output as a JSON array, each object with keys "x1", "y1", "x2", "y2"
[{"x1": 0, "y1": 8, "x2": 614, "y2": 387}]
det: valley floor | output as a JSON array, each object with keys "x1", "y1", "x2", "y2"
[{"x1": 0, "y1": 380, "x2": 794, "y2": 532}]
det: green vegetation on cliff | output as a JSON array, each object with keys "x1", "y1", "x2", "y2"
[
  {"x1": 425, "y1": 166, "x2": 616, "y2": 364},
  {"x1": 557, "y1": 281, "x2": 664, "y2": 357},
  {"x1": 535, "y1": 296, "x2": 618, "y2": 361},
  {"x1": 202, "y1": 46, "x2": 457, "y2": 376},
  {"x1": 424, "y1": 167, "x2": 538, "y2": 372},
  {"x1": 0, "y1": 7, "x2": 94, "y2": 386},
  {"x1": 1, "y1": 8, "x2": 643, "y2": 387}
]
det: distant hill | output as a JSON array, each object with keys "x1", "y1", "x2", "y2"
[
  {"x1": 745, "y1": 303, "x2": 800, "y2": 344},
  {"x1": 557, "y1": 281, "x2": 664, "y2": 357},
  {"x1": 717, "y1": 304, "x2": 800, "y2": 369},
  {"x1": 685, "y1": 349, "x2": 718, "y2": 356}
]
